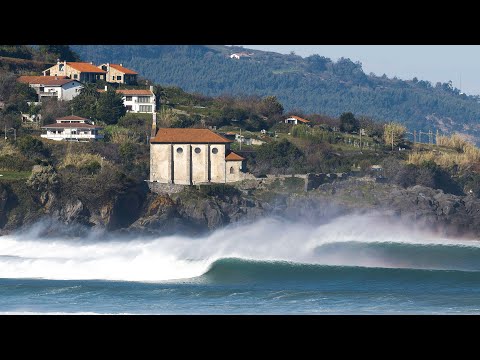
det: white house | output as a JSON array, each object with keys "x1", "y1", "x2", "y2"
[
  {"x1": 41, "y1": 115, "x2": 103, "y2": 142},
  {"x1": 285, "y1": 115, "x2": 311, "y2": 125},
  {"x1": 101, "y1": 86, "x2": 156, "y2": 113},
  {"x1": 150, "y1": 127, "x2": 246, "y2": 185},
  {"x1": 18, "y1": 76, "x2": 83, "y2": 102},
  {"x1": 230, "y1": 52, "x2": 252, "y2": 59}
]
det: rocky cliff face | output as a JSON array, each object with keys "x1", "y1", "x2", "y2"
[{"x1": 2, "y1": 176, "x2": 480, "y2": 239}]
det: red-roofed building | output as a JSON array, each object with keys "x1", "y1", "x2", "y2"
[
  {"x1": 41, "y1": 116, "x2": 103, "y2": 142},
  {"x1": 43, "y1": 61, "x2": 106, "y2": 83},
  {"x1": 150, "y1": 126, "x2": 247, "y2": 185},
  {"x1": 98, "y1": 63, "x2": 138, "y2": 84},
  {"x1": 17, "y1": 76, "x2": 83, "y2": 102},
  {"x1": 100, "y1": 86, "x2": 156, "y2": 113},
  {"x1": 285, "y1": 115, "x2": 311, "y2": 125}
]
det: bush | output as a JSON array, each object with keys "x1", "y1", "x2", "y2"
[
  {"x1": 0, "y1": 154, "x2": 33, "y2": 171},
  {"x1": 17, "y1": 136, "x2": 49, "y2": 157}
]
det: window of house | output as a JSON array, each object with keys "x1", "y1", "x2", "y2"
[
  {"x1": 39, "y1": 87, "x2": 44, "y2": 92},
  {"x1": 117, "y1": 76, "x2": 122, "y2": 81},
  {"x1": 138, "y1": 96, "x2": 149, "y2": 103},
  {"x1": 139, "y1": 105, "x2": 152, "y2": 112},
  {"x1": 73, "y1": 74, "x2": 78, "y2": 79},
  {"x1": 59, "y1": 64, "x2": 64, "y2": 71},
  {"x1": 195, "y1": 148, "x2": 201, "y2": 154},
  {"x1": 212, "y1": 148, "x2": 218, "y2": 154},
  {"x1": 72, "y1": 131, "x2": 77, "y2": 135},
  {"x1": 126, "y1": 96, "x2": 132, "y2": 101},
  {"x1": 230, "y1": 167, "x2": 234, "y2": 174},
  {"x1": 102, "y1": 65, "x2": 107, "y2": 71},
  {"x1": 126, "y1": 105, "x2": 132, "y2": 111},
  {"x1": 176, "y1": 148, "x2": 183, "y2": 154}
]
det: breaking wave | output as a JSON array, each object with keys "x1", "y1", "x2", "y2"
[{"x1": 1, "y1": 215, "x2": 480, "y2": 282}]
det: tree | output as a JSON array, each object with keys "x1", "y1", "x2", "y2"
[
  {"x1": 305, "y1": 54, "x2": 330, "y2": 72},
  {"x1": 40, "y1": 98, "x2": 71, "y2": 125},
  {"x1": 339, "y1": 112, "x2": 360, "y2": 133},
  {"x1": 383, "y1": 122, "x2": 406, "y2": 149},
  {"x1": 260, "y1": 95, "x2": 284, "y2": 117},
  {"x1": 96, "y1": 89, "x2": 126, "y2": 125},
  {"x1": 38, "y1": 45, "x2": 80, "y2": 62},
  {"x1": 70, "y1": 84, "x2": 99, "y2": 120}
]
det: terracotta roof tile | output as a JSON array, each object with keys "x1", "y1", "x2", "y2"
[
  {"x1": 67, "y1": 62, "x2": 107, "y2": 73},
  {"x1": 288, "y1": 115, "x2": 310, "y2": 123},
  {"x1": 151, "y1": 128, "x2": 232, "y2": 144},
  {"x1": 225, "y1": 151, "x2": 245, "y2": 161},
  {"x1": 57, "y1": 115, "x2": 88, "y2": 121},
  {"x1": 108, "y1": 64, "x2": 138, "y2": 75},
  {"x1": 18, "y1": 75, "x2": 74, "y2": 86},
  {"x1": 117, "y1": 89, "x2": 153, "y2": 95},
  {"x1": 42, "y1": 123, "x2": 102, "y2": 129}
]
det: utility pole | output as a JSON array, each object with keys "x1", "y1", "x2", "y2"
[
  {"x1": 391, "y1": 128, "x2": 394, "y2": 151},
  {"x1": 359, "y1": 128, "x2": 362, "y2": 150}
]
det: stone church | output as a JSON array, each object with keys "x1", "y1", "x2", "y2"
[{"x1": 150, "y1": 127, "x2": 246, "y2": 185}]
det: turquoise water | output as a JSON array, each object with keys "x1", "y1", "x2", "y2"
[{"x1": 1, "y1": 216, "x2": 480, "y2": 314}]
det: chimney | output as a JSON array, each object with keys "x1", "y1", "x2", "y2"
[
  {"x1": 90, "y1": 61, "x2": 94, "y2": 65},
  {"x1": 105, "y1": 85, "x2": 108, "y2": 91},
  {"x1": 151, "y1": 112, "x2": 157, "y2": 138},
  {"x1": 150, "y1": 85, "x2": 154, "y2": 92},
  {"x1": 120, "y1": 63, "x2": 123, "y2": 67}
]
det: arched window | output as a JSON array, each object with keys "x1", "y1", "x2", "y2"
[{"x1": 230, "y1": 166, "x2": 234, "y2": 174}]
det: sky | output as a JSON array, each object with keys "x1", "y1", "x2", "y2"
[{"x1": 243, "y1": 45, "x2": 480, "y2": 96}]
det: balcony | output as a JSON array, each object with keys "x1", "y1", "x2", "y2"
[
  {"x1": 39, "y1": 91, "x2": 58, "y2": 97},
  {"x1": 134, "y1": 99, "x2": 155, "y2": 103},
  {"x1": 41, "y1": 133, "x2": 104, "y2": 141}
]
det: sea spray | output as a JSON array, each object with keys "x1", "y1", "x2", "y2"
[{"x1": 0, "y1": 215, "x2": 479, "y2": 282}]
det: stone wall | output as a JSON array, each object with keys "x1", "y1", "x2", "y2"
[{"x1": 147, "y1": 181, "x2": 185, "y2": 194}]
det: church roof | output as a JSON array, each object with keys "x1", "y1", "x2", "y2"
[
  {"x1": 150, "y1": 128, "x2": 232, "y2": 144},
  {"x1": 225, "y1": 151, "x2": 245, "y2": 161}
]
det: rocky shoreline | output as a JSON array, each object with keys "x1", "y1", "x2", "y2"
[{"x1": 1, "y1": 176, "x2": 480, "y2": 239}]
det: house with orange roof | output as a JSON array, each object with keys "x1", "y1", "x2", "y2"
[
  {"x1": 42, "y1": 61, "x2": 107, "y2": 83},
  {"x1": 285, "y1": 115, "x2": 311, "y2": 125},
  {"x1": 18, "y1": 75, "x2": 83, "y2": 102},
  {"x1": 150, "y1": 124, "x2": 246, "y2": 185},
  {"x1": 100, "y1": 85, "x2": 156, "y2": 113},
  {"x1": 41, "y1": 115, "x2": 103, "y2": 142},
  {"x1": 98, "y1": 63, "x2": 138, "y2": 84}
]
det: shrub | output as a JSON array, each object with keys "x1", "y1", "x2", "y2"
[{"x1": 17, "y1": 136, "x2": 48, "y2": 157}]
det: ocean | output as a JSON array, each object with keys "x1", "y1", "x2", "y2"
[{"x1": 1, "y1": 215, "x2": 480, "y2": 314}]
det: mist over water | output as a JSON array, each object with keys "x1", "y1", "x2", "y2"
[{"x1": 1, "y1": 214, "x2": 479, "y2": 282}]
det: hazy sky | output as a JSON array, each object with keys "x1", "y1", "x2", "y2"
[{"x1": 243, "y1": 45, "x2": 480, "y2": 95}]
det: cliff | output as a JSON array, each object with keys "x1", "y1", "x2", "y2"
[{"x1": 2, "y1": 173, "x2": 480, "y2": 239}]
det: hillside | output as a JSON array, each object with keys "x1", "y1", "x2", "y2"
[{"x1": 72, "y1": 45, "x2": 480, "y2": 142}]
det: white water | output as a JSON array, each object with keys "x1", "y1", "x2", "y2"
[{"x1": 0, "y1": 215, "x2": 479, "y2": 282}]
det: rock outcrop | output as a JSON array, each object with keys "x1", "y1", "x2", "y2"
[{"x1": 2, "y1": 176, "x2": 480, "y2": 239}]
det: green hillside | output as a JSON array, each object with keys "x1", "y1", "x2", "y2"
[{"x1": 72, "y1": 45, "x2": 480, "y2": 141}]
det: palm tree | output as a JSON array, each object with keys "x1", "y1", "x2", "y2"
[{"x1": 79, "y1": 83, "x2": 99, "y2": 98}]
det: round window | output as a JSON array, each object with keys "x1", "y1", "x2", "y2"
[
  {"x1": 176, "y1": 147, "x2": 183, "y2": 154},
  {"x1": 195, "y1": 147, "x2": 201, "y2": 154},
  {"x1": 212, "y1": 148, "x2": 218, "y2": 154}
]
